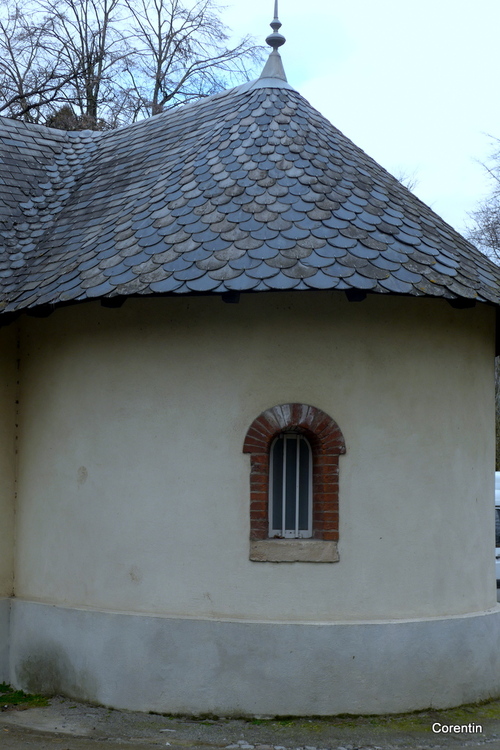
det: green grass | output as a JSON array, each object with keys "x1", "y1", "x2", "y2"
[
  {"x1": 151, "y1": 698, "x2": 500, "y2": 730},
  {"x1": 244, "y1": 697, "x2": 500, "y2": 733},
  {"x1": 0, "y1": 682, "x2": 48, "y2": 709}
]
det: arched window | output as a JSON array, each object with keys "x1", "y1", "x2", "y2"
[{"x1": 243, "y1": 404, "x2": 346, "y2": 562}]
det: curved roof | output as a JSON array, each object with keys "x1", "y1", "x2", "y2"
[{"x1": 1, "y1": 64, "x2": 499, "y2": 314}]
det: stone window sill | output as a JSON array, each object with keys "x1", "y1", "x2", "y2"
[{"x1": 249, "y1": 539, "x2": 339, "y2": 563}]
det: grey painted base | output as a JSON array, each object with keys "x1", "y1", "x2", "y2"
[
  {"x1": 8, "y1": 599, "x2": 500, "y2": 715},
  {"x1": 0, "y1": 598, "x2": 10, "y2": 682}
]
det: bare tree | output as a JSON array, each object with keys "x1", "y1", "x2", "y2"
[
  {"x1": 122, "y1": 0, "x2": 261, "y2": 118},
  {"x1": 467, "y1": 197, "x2": 500, "y2": 260},
  {"x1": 35, "y1": 0, "x2": 132, "y2": 127},
  {"x1": 0, "y1": 1, "x2": 77, "y2": 122},
  {"x1": 466, "y1": 140, "x2": 500, "y2": 261},
  {"x1": 0, "y1": 0, "x2": 262, "y2": 127},
  {"x1": 394, "y1": 167, "x2": 419, "y2": 193}
]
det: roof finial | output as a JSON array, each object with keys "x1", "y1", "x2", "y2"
[
  {"x1": 266, "y1": 0, "x2": 286, "y2": 50},
  {"x1": 258, "y1": 0, "x2": 287, "y2": 82}
]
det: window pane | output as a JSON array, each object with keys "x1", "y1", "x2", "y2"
[
  {"x1": 270, "y1": 433, "x2": 312, "y2": 537},
  {"x1": 298, "y1": 437, "x2": 310, "y2": 530},
  {"x1": 284, "y1": 436, "x2": 297, "y2": 531},
  {"x1": 271, "y1": 436, "x2": 284, "y2": 532}
]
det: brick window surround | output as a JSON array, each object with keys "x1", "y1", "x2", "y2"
[{"x1": 243, "y1": 404, "x2": 346, "y2": 562}]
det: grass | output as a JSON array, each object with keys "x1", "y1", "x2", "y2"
[
  {"x1": 243, "y1": 697, "x2": 500, "y2": 733},
  {"x1": 1, "y1": 685, "x2": 499, "y2": 735},
  {"x1": 0, "y1": 682, "x2": 48, "y2": 709},
  {"x1": 148, "y1": 697, "x2": 500, "y2": 731}
]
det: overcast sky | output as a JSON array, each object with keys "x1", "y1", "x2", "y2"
[{"x1": 225, "y1": 0, "x2": 500, "y2": 237}]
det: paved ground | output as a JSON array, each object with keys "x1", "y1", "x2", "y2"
[{"x1": 4, "y1": 697, "x2": 500, "y2": 750}]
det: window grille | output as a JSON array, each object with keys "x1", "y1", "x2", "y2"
[{"x1": 269, "y1": 433, "x2": 312, "y2": 538}]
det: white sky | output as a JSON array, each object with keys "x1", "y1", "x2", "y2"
[{"x1": 225, "y1": 0, "x2": 500, "y2": 236}]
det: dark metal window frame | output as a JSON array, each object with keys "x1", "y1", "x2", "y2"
[{"x1": 269, "y1": 433, "x2": 312, "y2": 538}]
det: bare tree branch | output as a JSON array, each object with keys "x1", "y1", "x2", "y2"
[
  {"x1": 122, "y1": 0, "x2": 263, "y2": 117},
  {"x1": 36, "y1": 0, "x2": 131, "y2": 123},
  {"x1": 466, "y1": 137, "x2": 500, "y2": 262},
  {"x1": 0, "y1": 0, "x2": 78, "y2": 121},
  {"x1": 394, "y1": 167, "x2": 420, "y2": 193},
  {"x1": 0, "y1": 0, "x2": 263, "y2": 127}
]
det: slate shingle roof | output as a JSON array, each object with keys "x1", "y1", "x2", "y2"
[{"x1": 1, "y1": 70, "x2": 499, "y2": 314}]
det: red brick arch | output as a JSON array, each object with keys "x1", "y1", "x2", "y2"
[{"x1": 243, "y1": 404, "x2": 346, "y2": 541}]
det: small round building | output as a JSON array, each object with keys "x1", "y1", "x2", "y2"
[{"x1": 0, "y1": 13, "x2": 499, "y2": 716}]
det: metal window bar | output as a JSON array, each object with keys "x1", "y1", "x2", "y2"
[{"x1": 270, "y1": 433, "x2": 312, "y2": 538}]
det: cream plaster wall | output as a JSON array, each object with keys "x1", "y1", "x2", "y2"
[
  {"x1": 13, "y1": 292, "x2": 496, "y2": 620},
  {"x1": 0, "y1": 325, "x2": 17, "y2": 598},
  {"x1": 10, "y1": 601, "x2": 500, "y2": 715}
]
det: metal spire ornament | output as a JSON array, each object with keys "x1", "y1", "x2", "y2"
[
  {"x1": 266, "y1": 0, "x2": 286, "y2": 50},
  {"x1": 259, "y1": 0, "x2": 288, "y2": 81}
]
